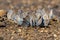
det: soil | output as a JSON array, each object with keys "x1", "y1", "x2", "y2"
[{"x1": 0, "y1": 0, "x2": 60, "y2": 40}]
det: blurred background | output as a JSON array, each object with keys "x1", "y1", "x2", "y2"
[{"x1": 0, "y1": 0, "x2": 60, "y2": 17}]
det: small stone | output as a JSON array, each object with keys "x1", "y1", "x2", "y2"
[
  {"x1": 40, "y1": 30, "x2": 44, "y2": 32},
  {"x1": 6, "y1": 29, "x2": 9, "y2": 31},
  {"x1": 12, "y1": 30, "x2": 15, "y2": 34},
  {"x1": 44, "y1": 30, "x2": 48, "y2": 32},
  {"x1": 10, "y1": 36, "x2": 14, "y2": 40},
  {"x1": 0, "y1": 10, "x2": 6, "y2": 17},
  {"x1": 0, "y1": 22, "x2": 6, "y2": 27},
  {"x1": 18, "y1": 29, "x2": 22, "y2": 32},
  {"x1": 54, "y1": 34, "x2": 57, "y2": 37}
]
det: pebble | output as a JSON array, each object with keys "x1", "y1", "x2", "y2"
[
  {"x1": 18, "y1": 29, "x2": 22, "y2": 33},
  {"x1": 40, "y1": 30, "x2": 44, "y2": 32},
  {"x1": 10, "y1": 36, "x2": 14, "y2": 40},
  {"x1": 0, "y1": 10, "x2": 6, "y2": 17},
  {"x1": 0, "y1": 22, "x2": 6, "y2": 27},
  {"x1": 44, "y1": 30, "x2": 48, "y2": 32},
  {"x1": 53, "y1": 34, "x2": 57, "y2": 37}
]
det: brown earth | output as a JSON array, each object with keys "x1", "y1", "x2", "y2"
[{"x1": 0, "y1": 0, "x2": 60, "y2": 40}]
